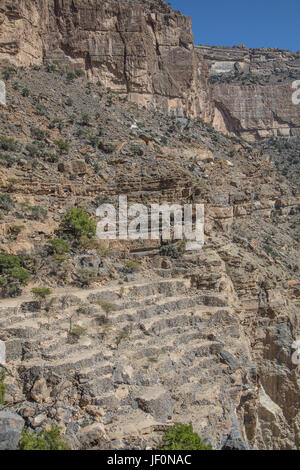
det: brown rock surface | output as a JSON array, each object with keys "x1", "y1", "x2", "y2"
[
  {"x1": 197, "y1": 45, "x2": 300, "y2": 139},
  {"x1": 0, "y1": 0, "x2": 213, "y2": 120}
]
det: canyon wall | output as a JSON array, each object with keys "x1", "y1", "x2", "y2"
[
  {"x1": 197, "y1": 45, "x2": 300, "y2": 140},
  {"x1": 0, "y1": 0, "x2": 299, "y2": 139},
  {"x1": 0, "y1": 0, "x2": 213, "y2": 121}
]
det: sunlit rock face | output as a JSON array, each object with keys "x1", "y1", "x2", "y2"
[
  {"x1": 197, "y1": 45, "x2": 300, "y2": 140},
  {"x1": 0, "y1": 0, "x2": 213, "y2": 121}
]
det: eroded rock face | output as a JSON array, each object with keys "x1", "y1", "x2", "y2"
[
  {"x1": 0, "y1": 0, "x2": 213, "y2": 120},
  {"x1": 213, "y1": 83, "x2": 300, "y2": 140},
  {"x1": 0, "y1": 411, "x2": 24, "y2": 450},
  {"x1": 197, "y1": 46, "x2": 300, "y2": 139}
]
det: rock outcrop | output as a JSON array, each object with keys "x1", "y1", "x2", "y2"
[
  {"x1": 1, "y1": 1, "x2": 299, "y2": 138},
  {"x1": 0, "y1": 0, "x2": 299, "y2": 452},
  {"x1": 0, "y1": 0, "x2": 213, "y2": 120},
  {"x1": 197, "y1": 46, "x2": 300, "y2": 139}
]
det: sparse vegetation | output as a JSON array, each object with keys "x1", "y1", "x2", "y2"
[
  {"x1": 70, "y1": 325, "x2": 87, "y2": 339},
  {"x1": 0, "y1": 370, "x2": 6, "y2": 404},
  {"x1": 19, "y1": 425, "x2": 69, "y2": 450},
  {"x1": 47, "y1": 238, "x2": 70, "y2": 255},
  {"x1": 0, "y1": 135, "x2": 18, "y2": 152},
  {"x1": 75, "y1": 268, "x2": 98, "y2": 286},
  {"x1": 98, "y1": 301, "x2": 118, "y2": 317},
  {"x1": 31, "y1": 287, "x2": 52, "y2": 302},
  {"x1": 116, "y1": 330, "x2": 130, "y2": 346},
  {"x1": 54, "y1": 139, "x2": 70, "y2": 153},
  {"x1": 61, "y1": 208, "x2": 96, "y2": 240},
  {"x1": 0, "y1": 194, "x2": 13, "y2": 211},
  {"x1": 158, "y1": 423, "x2": 212, "y2": 450},
  {"x1": 0, "y1": 254, "x2": 30, "y2": 297},
  {"x1": 121, "y1": 260, "x2": 141, "y2": 273},
  {"x1": 98, "y1": 141, "x2": 116, "y2": 154}
]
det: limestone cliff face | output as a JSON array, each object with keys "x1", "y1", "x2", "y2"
[
  {"x1": 197, "y1": 46, "x2": 300, "y2": 140},
  {"x1": 1, "y1": 1, "x2": 299, "y2": 139},
  {"x1": 0, "y1": 0, "x2": 213, "y2": 121}
]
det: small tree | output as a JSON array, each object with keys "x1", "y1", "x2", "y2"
[
  {"x1": 0, "y1": 194, "x2": 13, "y2": 211},
  {"x1": 46, "y1": 238, "x2": 70, "y2": 255},
  {"x1": 31, "y1": 287, "x2": 52, "y2": 303},
  {"x1": 158, "y1": 423, "x2": 212, "y2": 451},
  {"x1": 70, "y1": 325, "x2": 87, "y2": 339},
  {"x1": 98, "y1": 301, "x2": 118, "y2": 318},
  {"x1": 61, "y1": 208, "x2": 96, "y2": 240},
  {"x1": 0, "y1": 254, "x2": 30, "y2": 297},
  {"x1": 19, "y1": 425, "x2": 69, "y2": 450}
]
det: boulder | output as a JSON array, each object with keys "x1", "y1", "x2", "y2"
[
  {"x1": 78, "y1": 423, "x2": 106, "y2": 448},
  {"x1": 0, "y1": 411, "x2": 24, "y2": 450},
  {"x1": 135, "y1": 385, "x2": 174, "y2": 422}
]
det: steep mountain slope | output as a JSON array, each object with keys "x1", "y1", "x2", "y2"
[{"x1": 0, "y1": 64, "x2": 299, "y2": 449}]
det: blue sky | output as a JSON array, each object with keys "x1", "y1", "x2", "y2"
[{"x1": 169, "y1": 0, "x2": 300, "y2": 51}]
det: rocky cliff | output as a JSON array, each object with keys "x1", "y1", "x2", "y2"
[
  {"x1": 1, "y1": 1, "x2": 299, "y2": 139},
  {"x1": 197, "y1": 46, "x2": 300, "y2": 140},
  {"x1": 0, "y1": 0, "x2": 299, "y2": 452},
  {"x1": 0, "y1": 64, "x2": 299, "y2": 450},
  {"x1": 0, "y1": 0, "x2": 213, "y2": 121}
]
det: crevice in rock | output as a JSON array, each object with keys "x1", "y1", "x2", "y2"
[
  {"x1": 214, "y1": 100, "x2": 243, "y2": 135},
  {"x1": 116, "y1": 8, "x2": 129, "y2": 94}
]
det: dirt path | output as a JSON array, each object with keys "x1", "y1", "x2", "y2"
[{"x1": 0, "y1": 276, "x2": 183, "y2": 309}]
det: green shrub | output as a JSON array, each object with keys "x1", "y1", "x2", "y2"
[
  {"x1": 2, "y1": 67, "x2": 16, "y2": 81},
  {"x1": 22, "y1": 88, "x2": 30, "y2": 97},
  {"x1": 54, "y1": 139, "x2": 70, "y2": 153},
  {"x1": 88, "y1": 135, "x2": 100, "y2": 148},
  {"x1": 75, "y1": 69, "x2": 85, "y2": 77},
  {"x1": 158, "y1": 423, "x2": 212, "y2": 450},
  {"x1": 0, "y1": 370, "x2": 6, "y2": 404},
  {"x1": 66, "y1": 72, "x2": 76, "y2": 83},
  {"x1": 80, "y1": 113, "x2": 91, "y2": 126},
  {"x1": 79, "y1": 236, "x2": 110, "y2": 255},
  {"x1": 35, "y1": 103, "x2": 47, "y2": 116},
  {"x1": 30, "y1": 205, "x2": 48, "y2": 221},
  {"x1": 31, "y1": 127, "x2": 49, "y2": 141},
  {"x1": 10, "y1": 225, "x2": 25, "y2": 236},
  {"x1": 48, "y1": 119, "x2": 64, "y2": 131},
  {"x1": 116, "y1": 330, "x2": 130, "y2": 346},
  {"x1": 19, "y1": 425, "x2": 69, "y2": 450},
  {"x1": 0, "y1": 135, "x2": 18, "y2": 152},
  {"x1": 121, "y1": 260, "x2": 141, "y2": 273},
  {"x1": 0, "y1": 253, "x2": 30, "y2": 297},
  {"x1": 75, "y1": 268, "x2": 98, "y2": 286},
  {"x1": 10, "y1": 267, "x2": 30, "y2": 283},
  {"x1": 0, "y1": 153, "x2": 15, "y2": 168},
  {"x1": 98, "y1": 301, "x2": 118, "y2": 317},
  {"x1": 0, "y1": 194, "x2": 13, "y2": 211},
  {"x1": 31, "y1": 287, "x2": 52, "y2": 301},
  {"x1": 98, "y1": 141, "x2": 116, "y2": 154},
  {"x1": 0, "y1": 253, "x2": 21, "y2": 272},
  {"x1": 47, "y1": 238, "x2": 70, "y2": 255},
  {"x1": 61, "y1": 208, "x2": 96, "y2": 240},
  {"x1": 45, "y1": 63, "x2": 57, "y2": 73},
  {"x1": 160, "y1": 244, "x2": 179, "y2": 258},
  {"x1": 70, "y1": 325, "x2": 87, "y2": 338},
  {"x1": 25, "y1": 142, "x2": 42, "y2": 157}
]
